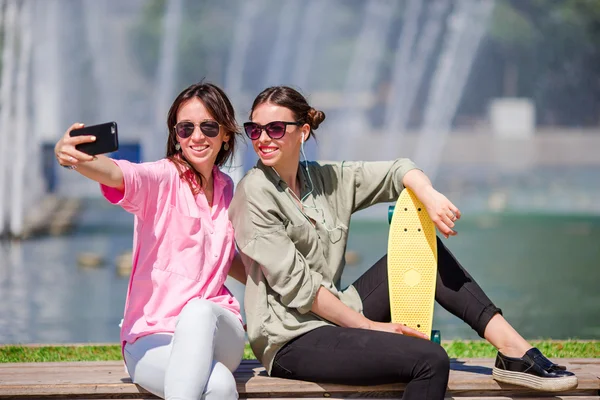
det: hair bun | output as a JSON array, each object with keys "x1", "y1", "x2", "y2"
[{"x1": 307, "y1": 108, "x2": 326, "y2": 130}]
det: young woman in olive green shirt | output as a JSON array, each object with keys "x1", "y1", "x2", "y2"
[{"x1": 228, "y1": 86, "x2": 576, "y2": 400}]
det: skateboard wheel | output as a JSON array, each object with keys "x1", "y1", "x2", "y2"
[
  {"x1": 431, "y1": 330, "x2": 441, "y2": 344},
  {"x1": 388, "y1": 205, "x2": 395, "y2": 224}
]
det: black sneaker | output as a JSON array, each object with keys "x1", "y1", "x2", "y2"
[{"x1": 492, "y1": 347, "x2": 578, "y2": 392}]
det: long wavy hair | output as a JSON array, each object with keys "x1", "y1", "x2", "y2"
[{"x1": 166, "y1": 82, "x2": 240, "y2": 194}]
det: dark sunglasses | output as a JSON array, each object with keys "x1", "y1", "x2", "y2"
[
  {"x1": 174, "y1": 120, "x2": 221, "y2": 138},
  {"x1": 243, "y1": 121, "x2": 301, "y2": 140}
]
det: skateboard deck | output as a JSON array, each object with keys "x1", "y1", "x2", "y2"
[{"x1": 387, "y1": 188, "x2": 438, "y2": 339}]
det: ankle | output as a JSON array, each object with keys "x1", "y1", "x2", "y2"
[{"x1": 498, "y1": 343, "x2": 533, "y2": 358}]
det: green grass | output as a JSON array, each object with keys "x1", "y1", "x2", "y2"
[
  {"x1": 1, "y1": 341, "x2": 598, "y2": 363},
  {"x1": 0, "y1": 344, "x2": 257, "y2": 363},
  {"x1": 443, "y1": 340, "x2": 600, "y2": 358},
  {"x1": 0, "y1": 345, "x2": 123, "y2": 363}
]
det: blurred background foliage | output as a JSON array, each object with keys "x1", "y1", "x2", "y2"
[{"x1": 126, "y1": 0, "x2": 600, "y2": 127}]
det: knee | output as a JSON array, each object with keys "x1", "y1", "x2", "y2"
[
  {"x1": 430, "y1": 346, "x2": 450, "y2": 376},
  {"x1": 417, "y1": 344, "x2": 450, "y2": 379},
  {"x1": 204, "y1": 363, "x2": 238, "y2": 400},
  {"x1": 179, "y1": 299, "x2": 217, "y2": 325}
]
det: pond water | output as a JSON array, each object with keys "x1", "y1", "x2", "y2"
[{"x1": 1, "y1": 199, "x2": 598, "y2": 344}]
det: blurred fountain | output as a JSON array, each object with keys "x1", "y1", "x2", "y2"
[
  {"x1": 82, "y1": 0, "x2": 111, "y2": 120},
  {"x1": 383, "y1": 0, "x2": 423, "y2": 134},
  {"x1": 9, "y1": 0, "x2": 33, "y2": 237},
  {"x1": 1, "y1": 0, "x2": 120, "y2": 236},
  {"x1": 0, "y1": 0, "x2": 18, "y2": 237},
  {"x1": 326, "y1": 0, "x2": 396, "y2": 161},
  {"x1": 31, "y1": 0, "x2": 62, "y2": 145},
  {"x1": 146, "y1": 0, "x2": 183, "y2": 163},
  {"x1": 224, "y1": 0, "x2": 266, "y2": 184},
  {"x1": 37, "y1": 1, "x2": 96, "y2": 197},
  {"x1": 0, "y1": 0, "x2": 54, "y2": 238},
  {"x1": 264, "y1": 0, "x2": 302, "y2": 88},
  {"x1": 413, "y1": 0, "x2": 495, "y2": 182},
  {"x1": 26, "y1": 1, "x2": 49, "y2": 203},
  {"x1": 289, "y1": 0, "x2": 331, "y2": 161},
  {"x1": 0, "y1": 0, "x2": 498, "y2": 233},
  {"x1": 382, "y1": 0, "x2": 450, "y2": 158},
  {"x1": 290, "y1": 0, "x2": 330, "y2": 90},
  {"x1": 262, "y1": 0, "x2": 324, "y2": 162}
]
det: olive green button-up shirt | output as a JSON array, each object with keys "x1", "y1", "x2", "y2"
[{"x1": 228, "y1": 158, "x2": 418, "y2": 373}]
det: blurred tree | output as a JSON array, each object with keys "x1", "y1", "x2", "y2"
[
  {"x1": 177, "y1": 0, "x2": 236, "y2": 86},
  {"x1": 130, "y1": 0, "x2": 600, "y2": 127},
  {"x1": 309, "y1": 0, "x2": 370, "y2": 92},
  {"x1": 129, "y1": 0, "x2": 236, "y2": 90},
  {"x1": 488, "y1": 0, "x2": 538, "y2": 97},
  {"x1": 487, "y1": 0, "x2": 600, "y2": 126},
  {"x1": 129, "y1": 0, "x2": 370, "y2": 94},
  {"x1": 129, "y1": 0, "x2": 164, "y2": 83}
]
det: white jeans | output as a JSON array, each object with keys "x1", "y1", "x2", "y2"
[{"x1": 123, "y1": 299, "x2": 245, "y2": 400}]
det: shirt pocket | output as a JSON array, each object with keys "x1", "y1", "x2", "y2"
[
  {"x1": 285, "y1": 218, "x2": 318, "y2": 259},
  {"x1": 157, "y1": 204, "x2": 207, "y2": 281},
  {"x1": 327, "y1": 218, "x2": 348, "y2": 244}
]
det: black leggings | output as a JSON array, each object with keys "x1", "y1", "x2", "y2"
[{"x1": 271, "y1": 237, "x2": 502, "y2": 400}]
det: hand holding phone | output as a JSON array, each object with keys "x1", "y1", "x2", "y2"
[
  {"x1": 55, "y1": 122, "x2": 119, "y2": 168},
  {"x1": 69, "y1": 121, "x2": 119, "y2": 156}
]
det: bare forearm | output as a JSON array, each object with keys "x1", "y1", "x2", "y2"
[
  {"x1": 402, "y1": 169, "x2": 433, "y2": 197},
  {"x1": 76, "y1": 155, "x2": 124, "y2": 190},
  {"x1": 402, "y1": 168, "x2": 461, "y2": 238},
  {"x1": 312, "y1": 287, "x2": 427, "y2": 338},
  {"x1": 228, "y1": 253, "x2": 247, "y2": 284},
  {"x1": 311, "y1": 286, "x2": 371, "y2": 329}
]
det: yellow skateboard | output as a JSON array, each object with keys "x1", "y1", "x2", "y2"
[{"x1": 387, "y1": 188, "x2": 440, "y2": 343}]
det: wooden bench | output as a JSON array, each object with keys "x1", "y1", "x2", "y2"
[{"x1": 0, "y1": 359, "x2": 598, "y2": 399}]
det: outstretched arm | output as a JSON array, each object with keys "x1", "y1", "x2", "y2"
[
  {"x1": 57, "y1": 122, "x2": 167, "y2": 219},
  {"x1": 335, "y1": 159, "x2": 460, "y2": 238},
  {"x1": 55, "y1": 123, "x2": 124, "y2": 190},
  {"x1": 402, "y1": 169, "x2": 461, "y2": 238}
]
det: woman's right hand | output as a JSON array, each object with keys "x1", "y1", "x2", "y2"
[
  {"x1": 367, "y1": 320, "x2": 429, "y2": 339},
  {"x1": 54, "y1": 123, "x2": 96, "y2": 167}
]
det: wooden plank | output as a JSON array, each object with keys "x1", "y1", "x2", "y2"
[
  {"x1": 255, "y1": 396, "x2": 600, "y2": 399},
  {"x1": 244, "y1": 397, "x2": 600, "y2": 400},
  {"x1": 0, "y1": 359, "x2": 597, "y2": 399},
  {"x1": 447, "y1": 398, "x2": 600, "y2": 400},
  {"x1": 11, "y1": 396, "x2": 593, "y2": 400}
]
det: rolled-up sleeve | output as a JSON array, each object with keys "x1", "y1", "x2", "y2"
[
  {"x1": 336, "y1": 159, "x2": 419, "y2": 213},
  {"x1": 100, "y1": 159, "x2": 168, "y2": 219}
]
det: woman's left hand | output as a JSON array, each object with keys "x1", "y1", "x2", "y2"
[{"x1": 420, "y1": 186, "x2": 461, "y2": 239}]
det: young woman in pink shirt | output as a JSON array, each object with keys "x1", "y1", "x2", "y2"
[{"x1": 54, "y1": 82, "x2": 246, "y2": 400}]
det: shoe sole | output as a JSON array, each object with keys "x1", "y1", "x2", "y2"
[{"x1": 493, "y1": 367, "x2": 578, "y2": 392}]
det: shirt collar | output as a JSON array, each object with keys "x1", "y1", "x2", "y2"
[
  {"x1": 256, "y1": 160, "x2": 309, "y2": 194},
  {"x1": 179, "y1": 157, "x2": 224, "y2": 184}
]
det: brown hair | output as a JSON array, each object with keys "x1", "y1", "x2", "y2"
[
  {"x1": 250, "y1": 86, "x2": 325, "y2": 138},
  {"x1": 166, "y1": 82, "x2": 240, "y2": 194}
]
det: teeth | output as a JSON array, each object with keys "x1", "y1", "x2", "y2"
[
  {"x1": 262, "y1": 148, "x2": 277, "y2": 153},
  {"x1": 191, "y1": 146, "x2": 208, "y2": 151}
]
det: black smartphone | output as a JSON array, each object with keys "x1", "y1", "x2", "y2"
[{"x1": 70, "y1": 121, "x2": 119, "y2": 155}]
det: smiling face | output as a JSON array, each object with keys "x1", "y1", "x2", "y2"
[
  {"x1": 176, "y1": 98, "x2": 229, "y2": 174},
  {"x1": 250, "y1": 103, "x2": 309, "y2": 171}
]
